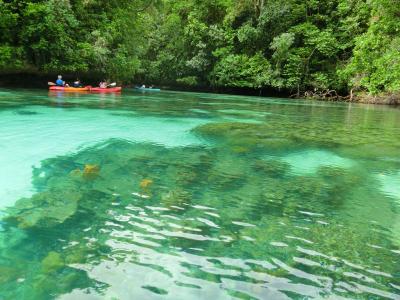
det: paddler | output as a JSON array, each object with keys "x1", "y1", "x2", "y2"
[
  {"x1": 56, "y1": 75, "x2": 69, "y2": 87},
  {"x1": 99, "y1": 80, "x2": 108, "y2": 88},
  {"x1": 73, "y1": 78, "x2": 82, "y2": 88},
  {"x1": 56, "y1": 75, "x2": 64, "y2": 86}
]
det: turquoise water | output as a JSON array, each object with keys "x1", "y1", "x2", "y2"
[{"x1": 0, "y1": 89, "x2": 399, "y2": 299}]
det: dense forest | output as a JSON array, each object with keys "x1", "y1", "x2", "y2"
[{"x1": 0, "y1": 0, "x2": 399, "y2": 98}]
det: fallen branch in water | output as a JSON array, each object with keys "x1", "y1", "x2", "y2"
[{"x1": 296, "y1": 89, "x2": 350, "y2": 102}]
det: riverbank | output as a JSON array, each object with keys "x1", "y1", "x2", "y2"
[
  {"x1": 293, "y1": 89, "x2": 400, "y2": 106},
  {"x1": 353, "y1": 93, "x2": 400, "y2": 105},
  {"x1": 305, "y1": 93, "x2": 400, "y2": 106},
  {"x1": 1, "y1": 73, "x2": 398, "y2": 106}
]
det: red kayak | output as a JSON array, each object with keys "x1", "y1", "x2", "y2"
[
  {"x1": 49, "y1": 86, "x2": 91, "y2": 92},
  {"x1": 91, "y1": 87, "x2": 122, "y2": 93}
]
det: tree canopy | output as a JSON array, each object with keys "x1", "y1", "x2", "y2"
[{"x1": 0, "y1": 0, "x2": 399, "y2": 95}]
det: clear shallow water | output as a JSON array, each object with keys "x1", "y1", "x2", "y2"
[{"x1": 0, "y1": 89, "x2": 399, "y2": 299}]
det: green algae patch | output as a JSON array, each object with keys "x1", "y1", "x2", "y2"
[
  {"x1": 193, "y1": 117, "x2": 400, "y2": 157},
  {"x1": 5, "y1": 187, "x2": 81, "y2": 229},
  {"x1": 142, "y1": 285, "x2": 168, "y2": 295},
  {"x1": 0, "y1": 266, "x2": 19, "y2": 284},
  {"x1": 161, "y1": 189, "x2": 191, "y2": 209},
  {"x1": 252, "y1": 159, "x2": 290, "y2": 178},
  {"x1": 193, "y1": 122, "x2": 262, "y2": 138},
  {"x1": 42, "y1": 252, "x2": 65, "y2": 273}
]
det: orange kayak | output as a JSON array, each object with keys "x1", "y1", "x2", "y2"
[{"x1": 49, "y1": 86, "x2": 91, "y2": 92}]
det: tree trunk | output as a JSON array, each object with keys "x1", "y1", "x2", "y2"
[{"x1": 254, "y1": 0, "x2": 265, "y2": 18}]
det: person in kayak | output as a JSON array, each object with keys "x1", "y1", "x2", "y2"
[
  {"x1": 99, "y1": 80, "x2": 108, "y2": 88},
  {"x1": 56, "y1": 75, "x2": 64, "y2": 86},
  {"x1": 73, "y1": 78, "x2": 82, "y2": 88},
  {"x1": 56, "y1": 75, "x2": 69, "y2": 87}
]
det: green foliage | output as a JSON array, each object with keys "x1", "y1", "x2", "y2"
[
  {"x1": 211, "y1": 53, "x2": 271, "y2": 88},
  {"x1": 138, "y1": 0, "x2": 376, "y2": 94},
  {"x1": 105, "y1": 48, "x2": 141, "y2": 82},
  {"x1": 20, "y1": 0, "x2": 86, "y2": 72},
  {"x1": 0, "y1": 0, "x2": 152, "y2": 79},
  {"x1": 344, "y1": 0, "x2": 400, "y2": 94},
  {"x1": 0, "y1": 1, "x2": 18, "y2": 42},
  {"x1": 0, "y1": 46, "x2": 25, "y2": 70},
  {"x1": 0, "y1": 0, "x2": 397, "y2": 95},
  {"x1": 270, "y1": 33, "x2": 295, "y2": 69},
  {"x1": 176, "y1": 76, "x2": 199, "y2": 86}
]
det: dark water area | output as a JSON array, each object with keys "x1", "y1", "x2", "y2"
[
  {"x1": 0, "y1": 73, "x2": 105, "y2": 89},
  {"x1": 0, "y1": 73, "x2": 294, "y2": 98},
  {"x1": 0, "y1": 88, "x2": 399, "y2": 299}
]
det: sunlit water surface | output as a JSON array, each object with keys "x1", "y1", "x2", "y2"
[{"x1": 0, "y1": 89, "x2": 399, "y2": 299}]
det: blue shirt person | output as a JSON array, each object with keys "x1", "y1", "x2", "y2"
[{"x1": 56, "y1": 75, "x2": 64, "y2": 86}]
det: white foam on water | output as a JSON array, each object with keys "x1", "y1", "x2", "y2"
[
  {"x1": 0, "y1": 106, "x2": 209, "y2": 208},
  {"x1": 280, "y1": 150, "x2": 354, "y2": 175}
]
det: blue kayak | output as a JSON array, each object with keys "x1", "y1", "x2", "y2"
[{"x1": 134, "y1": 87, "x2": 161, "y2": 92}]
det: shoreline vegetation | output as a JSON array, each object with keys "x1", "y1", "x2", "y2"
[
  {"x1": 0, "y1": 72, "x2": 398, "y2": 105},
  {"x1": 297, "y1": 89, "x2": 400, "y2": 105},
  {"x1": 0, "y1": 0, "x2": 399, "y2": 105}
]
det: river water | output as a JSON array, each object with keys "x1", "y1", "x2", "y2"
[{"x1": 0, "y1": 88, "x2": 399, "y2": 299}]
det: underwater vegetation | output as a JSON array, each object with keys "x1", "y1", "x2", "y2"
[
  {"x1": 139, "y1": 178, "x2": 153, "y2": 190},
  {"x1": 1, "y1": 91, "x2": 400, "y2": 299},
  {"x1": 4, "y1": 183, "x2": 81, "y2": 229},
  {"x1": 82, "y1": 164, "x2": 101, "y2": 180},
  {"x1": 0, "y1": 136, "x2": 399, "y2": 299},
  {"x1": 193, "y1": 117, "x2": 400, "y2": 158}
]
